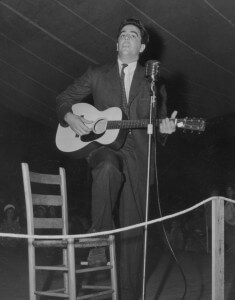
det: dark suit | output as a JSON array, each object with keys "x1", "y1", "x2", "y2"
[{"x1": 56, "y1": 61, "x2": 167, "y2": 299}]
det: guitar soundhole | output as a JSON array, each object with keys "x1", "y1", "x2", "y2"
[{"x1": 81, "y1": 131, "x2": 105, "y2": 142}]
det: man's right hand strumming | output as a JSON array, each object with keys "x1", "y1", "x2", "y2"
[{"x1": 64, "y1": 112, "x2": 92, "y2": 136}]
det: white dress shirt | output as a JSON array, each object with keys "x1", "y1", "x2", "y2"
[{"x1": 118, "y1": 59, "x2": 137, "y2": 102}]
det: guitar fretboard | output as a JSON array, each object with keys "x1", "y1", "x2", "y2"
[{"x1": 107, "y1": 119, "x2": 156, "y2": 130}]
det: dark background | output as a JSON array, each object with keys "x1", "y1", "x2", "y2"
[{"x1": 0, "y1": 0, "x2": 234, "y2": 216}]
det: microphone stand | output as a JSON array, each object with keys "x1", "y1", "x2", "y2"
[{"x1": 141, "y1": 77, "x2": 158, "y2": 300}]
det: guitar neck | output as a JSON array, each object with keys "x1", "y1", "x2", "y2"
[
  {"x1": 106, "y1": 117, "x2": 206, "y2": 132},
  {"x1": 107, "y1": 119, "x2": 174, "y2": 130}
]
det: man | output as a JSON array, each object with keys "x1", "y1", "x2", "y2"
[{"x1": 56, "y1": 18, "x2": 177, "y2": 300}]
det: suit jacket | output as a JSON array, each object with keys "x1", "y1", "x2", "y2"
[{"x1": 56, "y1": 61, "x2": 167, "y2": 223}]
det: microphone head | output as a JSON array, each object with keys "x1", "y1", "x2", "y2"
[{"x1": 145, "y1": 60, "x2": 160, "y2": 81}]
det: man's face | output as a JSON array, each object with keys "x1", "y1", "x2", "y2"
[{"x1": 117, "y1": 24, "x2": 145, "y2": 62}]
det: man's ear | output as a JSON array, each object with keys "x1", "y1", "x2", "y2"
[
  {"x1": 139, "y1": 44, "x2": 146, "y2": 53},
  {"x1": 116, "y1": 43, "x2": 119, "y2": 51}
]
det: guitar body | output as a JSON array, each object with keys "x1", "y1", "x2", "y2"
[{"x1": 56, "y1": 103, "x2": 128, "y2": 158}]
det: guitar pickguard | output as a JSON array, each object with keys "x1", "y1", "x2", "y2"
[{"x1": 80, "y1": 131, "x2": 105, "y2": 142}]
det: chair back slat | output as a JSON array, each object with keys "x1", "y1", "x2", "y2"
[
  {"x1": 32, "y1": 194, "x2": 62, "y2": 206},
  {"x1": 21, "y1": 163, "x2": 69, "y2": 235},
  {"x1": 29, "y1": 171, "x2": 61, "y2": 185},
  {"x1": 34, "y1": 218, "x2": 63, "y2": 229}
]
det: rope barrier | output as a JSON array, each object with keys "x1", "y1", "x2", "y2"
[{"x1": 0, "y1": 196, "x2": 234, "y2": 240}]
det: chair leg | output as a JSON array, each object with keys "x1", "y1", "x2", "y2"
[
  {"x1": 109, "y1": 235, "x2": 118, "y2": 300},
  {"x1": 63, "y1": 248, "x2": 69, "y2": 294},
  {"x1": 28, "y1": 239, "x2": 37, "y2": 300},
  {"x1": 67, "y1": 238, "x2": 76, "y2": 300}
]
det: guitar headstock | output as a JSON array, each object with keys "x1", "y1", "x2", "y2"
[{"x1": 176, "y1": 118, "x2": 206, "y2": 132}]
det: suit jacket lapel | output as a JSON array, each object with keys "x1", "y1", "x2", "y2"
[{"x1": 104, "y1": 62, "x2": 123, "y2": 107}]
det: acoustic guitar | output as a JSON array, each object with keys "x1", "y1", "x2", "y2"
[{"x1": 56, "y1": 103, "x2": 206, "y2": 158}]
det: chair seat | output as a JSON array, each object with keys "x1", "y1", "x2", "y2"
[{"x1": 33, "y1": 239, "x2": 68, "y2": 247}]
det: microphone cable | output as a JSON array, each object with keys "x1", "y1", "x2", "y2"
[{"x1": 152, "y1": 120, "x2": 187, "y2": 300}]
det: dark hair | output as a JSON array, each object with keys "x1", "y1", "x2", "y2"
[{"x1": 117, "y1": 18, "x2": 149, "y2": 45}]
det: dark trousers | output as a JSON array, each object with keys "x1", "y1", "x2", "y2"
[{"x1": 87, "y1": 136, "x2": 144, "y2": 300}]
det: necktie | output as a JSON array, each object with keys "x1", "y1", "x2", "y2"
[{"x1": 120, "y1": 63, "x2": 128, "y2": 117}]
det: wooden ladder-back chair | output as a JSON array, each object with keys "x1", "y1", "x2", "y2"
[{"x1": 21, "y1": 162, "x2": 118, "y2": 300}]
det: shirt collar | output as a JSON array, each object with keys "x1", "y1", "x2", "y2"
[{"x1": 118, "y1": 59, "x2": 137, "y2": 73}]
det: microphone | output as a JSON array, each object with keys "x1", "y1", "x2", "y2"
[{"x1": 145, "y1": 60, "x2": 160, "y2": 81}]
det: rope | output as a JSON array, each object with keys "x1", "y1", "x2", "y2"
[{"x1": 0, "y1": 196, "x2": 233, "y2": 240}]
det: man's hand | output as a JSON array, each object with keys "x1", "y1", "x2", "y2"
[
  {"x1": 159, "y1": 111, "x2": 178, "y2": 134},
  {"x1": 64, "y1": 112, "x2": 93, "y2": 136}
]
